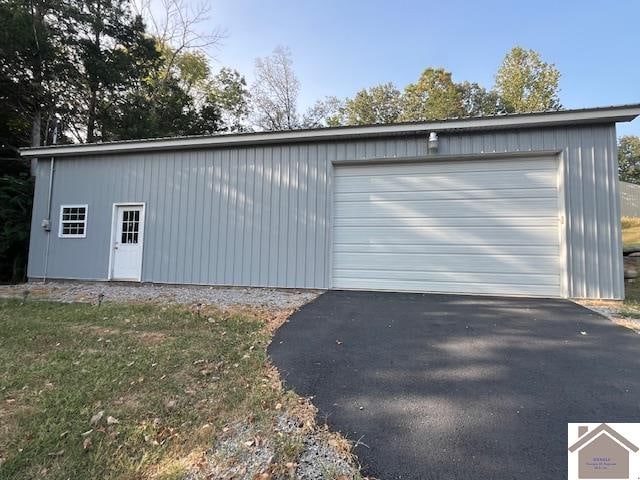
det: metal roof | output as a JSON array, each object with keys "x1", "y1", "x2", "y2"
[{"x1": 20, "y1": 103, "x2": 640, "y2": 158}]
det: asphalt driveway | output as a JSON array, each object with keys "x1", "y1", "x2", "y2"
[{"x1": 268, "y1": 291, "x2": 640, "y2": 479}]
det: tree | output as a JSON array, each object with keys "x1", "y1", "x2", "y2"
[
  {"x1": 301, "y1": 96, "x2": 344, "y2": 128},
  {"x1": 401, "y1": 68, "x2": 464, "y2": 121},
  {"x1": 343, "y1": 83, "x2": 402, "y2": 125},
  {"x1": 133, "y1": 0, "x2": 224, "y2": 81},
  {"x1": 0, "y1": 0, "x2": 74, "y2": 150},
  {"x1": 208, "y1": 68, "x2": 251, "y2": 132},
  {"x1": 495, "y1": 46, "x2": 561, "y2": 113},
  {"x1": 69, "y1": 0, "x2": 160, "y2": 142},
  {"x1": 0, "y1": 159, "x2": 33, "y2": 282},
  {"x1": 458, "y1": 82, "x2": 503, "y2": 117},
  {"x1": 251, "y1": 46, "x2": 300, "y2": 131},
  {"x1": 619, "y1": 136, "x2": 640, "y2": 184}
]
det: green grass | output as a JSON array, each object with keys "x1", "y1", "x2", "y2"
[
  {"x1": 621, "y1": 280, "x2": 640, "y2": 318},
  {"x1": 0, "y1": 300, "x2": 296, "y2": 479},
  {"x1": 622, "y1": 217, "x2": 640, "y2": 316},
  {"x1": 622, "y1": 216, "x2": 640, "y2": 248}
]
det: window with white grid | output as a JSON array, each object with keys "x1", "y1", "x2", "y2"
[
  {"x1": 59, "y1": 205, "x2": 88, "y2": 238},
  {"x1": 120, "y1": 209, "x2": 140, "y2": 244}
]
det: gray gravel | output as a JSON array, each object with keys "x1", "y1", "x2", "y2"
[
  {"x1": 0, "y1": 281, "x2": 320, "y2": 311},
  {"x1": 192, "y1": 415, "x2": 359, "y2": 480}
]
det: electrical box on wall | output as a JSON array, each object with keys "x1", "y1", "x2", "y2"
[{"x1": 41, "y1": 219, "x2": 51, "y2": 231}]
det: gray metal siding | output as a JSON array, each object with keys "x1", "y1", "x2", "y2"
[
  {"x1": 28, "y1": 125, "x2": 623, "y2": 299},
  {"x1": 27, "y1": 138, "x2": 427, "y2": 288},
  {"x1": 620, "y1": 181, "x2": 640, "y2": 217}
]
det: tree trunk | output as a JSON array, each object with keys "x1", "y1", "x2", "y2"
[
  {"x1": 86, "y1": 89, "x2": 97, "y2": 143},
  {"x1": 29, "y1": 109, "x2": 41, "y2": 175}
]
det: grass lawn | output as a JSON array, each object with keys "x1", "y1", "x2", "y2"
[
  {"x1": 0, "y1": 299, "x2": 350, "y2": 479},
  {"x1": 622, "y1": 216, "x2": 640, "y2": 248},
  {"x1": 620, "y1": 217, "x2": 640, "y2": 316}
]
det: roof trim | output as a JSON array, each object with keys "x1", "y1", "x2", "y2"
[
  {"x1": 568, "y1": 424, "x2": 639, "y2": 453},
  {"x1": 20, "y1": 103, "x2": 640, "y2": 158}
]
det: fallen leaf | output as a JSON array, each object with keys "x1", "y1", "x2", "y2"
[
  {"x1": 81, "y1": 429, "x2": 93, "y2": 436},
  {"x1": 106, "y1": 416, "x2": 119, "y2": 425},
  {"x1": 47, "y1": 450, "x2": 64, "y2": 457},
  {"x1": 83, "y1": 437, "x2": 92, "y2": 450},
  {"x1": 275, "y1": 403, "x2": 282, "y2": 410},
  {"x1": 59, "y1": 431, "x2": 69, "y2": 438},
  {"x1": 90, "y1": 411, "x2": 104, "y2": 426},
  {"x1": 336, "y1": 340, "x2": 343, "y2": 345}
]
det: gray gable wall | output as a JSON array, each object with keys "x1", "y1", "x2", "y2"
[{"x1": 27, "y1": 123, "x2": 623, "y2": 299}]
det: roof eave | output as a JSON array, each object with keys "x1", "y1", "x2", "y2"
[{"x1": 20, "y1": 104, "x2": 640, "y2": 158}]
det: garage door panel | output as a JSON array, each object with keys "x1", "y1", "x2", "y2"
[
  {"x1": 333, "y1": 269, "x2": 559, "y2": 287},
  {"x1": 330, "y1": 278, "x2": 560, "y2": 297},
  {"x1": 335, "y1": 187, "x2": 557, "y2": 203},
  {"x1": 334, "y1": 216, "x2": 559, "y2": 228},
  {"x1": 333, "y1": 252, "x2": 559, "y2": 275},
  {"x1": 334, "y1": 171, "x2": 557, "y2": 193},
  {"x1": 333, "y1": 243, "x2": 559, "y2": 256},
  {"x1": 331, "y1": 158, "x2": 562, "y2": 297},
  {"x1": 335, "y1": 158, "x2": 557, "y2": 177},
  {"x1": 334, "y1": 226, "x2": 560, "y2": 246},
  {"x1": 335, "y1": 198, "x2": 558, "y2": 218}
]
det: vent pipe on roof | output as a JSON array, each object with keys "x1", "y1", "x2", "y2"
[{"x1": 428, "y1": 132, "x2": 439, "y2": 154}]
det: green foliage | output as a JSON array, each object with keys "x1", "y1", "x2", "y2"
[
  {"x1": 208, "y1": 67, "x2": 251, "y2": 132},
  {"x1": 457, "y1": 81, "x2": 503, "y2": 117},
  {"x1": 495, "y1": 46, "x2": 561, "y2": 113},
  {"x1": 0, "y1": 0, "x2": 75, "y2": 146},
  {"x1": 0, "y1": 162, "x2": 33, "y2": 283},
  {"x1": 401, "y1": 68, "x2": 464, "y2": 121},
  {"x1": 69, "y1": 0, "x2": 162, "y2": 142},
  {"x1": 343, "y1": 83, "x2": 402, "y2": 125},
  {"x1": 335, "y1": 46, "x2": 559, "y2": 126},
  {"x1": 619, "y1": 135, "x2": 640, "y2": 184}
]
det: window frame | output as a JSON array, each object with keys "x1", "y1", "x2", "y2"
[{"x1": 58, "y1": 204, "x2": 88, "y2": 238}]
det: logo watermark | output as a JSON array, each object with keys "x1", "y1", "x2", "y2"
[{"x1": 568, "y1": 423, "x2": 640, "y2": 479}]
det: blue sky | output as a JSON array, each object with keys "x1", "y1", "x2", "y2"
[{"x1": 210, "y1": 0, "x2": 640, "y2": 136}]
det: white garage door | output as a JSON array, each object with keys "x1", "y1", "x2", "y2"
[{"x1": 331, "y1": 157, "x2": 562, "y2": 297}]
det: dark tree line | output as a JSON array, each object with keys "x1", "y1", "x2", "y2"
[{"x1": 0, "y1": 0, "x2": 250, "y2": 281}]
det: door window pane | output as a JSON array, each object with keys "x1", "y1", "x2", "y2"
[{"x1": 121, "y1": 210, "x2": 140, "y2": 244}]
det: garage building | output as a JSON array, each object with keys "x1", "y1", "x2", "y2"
[{"x1": 21, "y1": 104, "x2": 640, "y2": 299}]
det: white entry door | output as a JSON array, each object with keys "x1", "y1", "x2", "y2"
[
  {"x1": 332, "y1": 157, "x2": 563, "y2": 297},
  {"x1": 110, "y1": 204, "x2": 145, "y2": 281}
]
